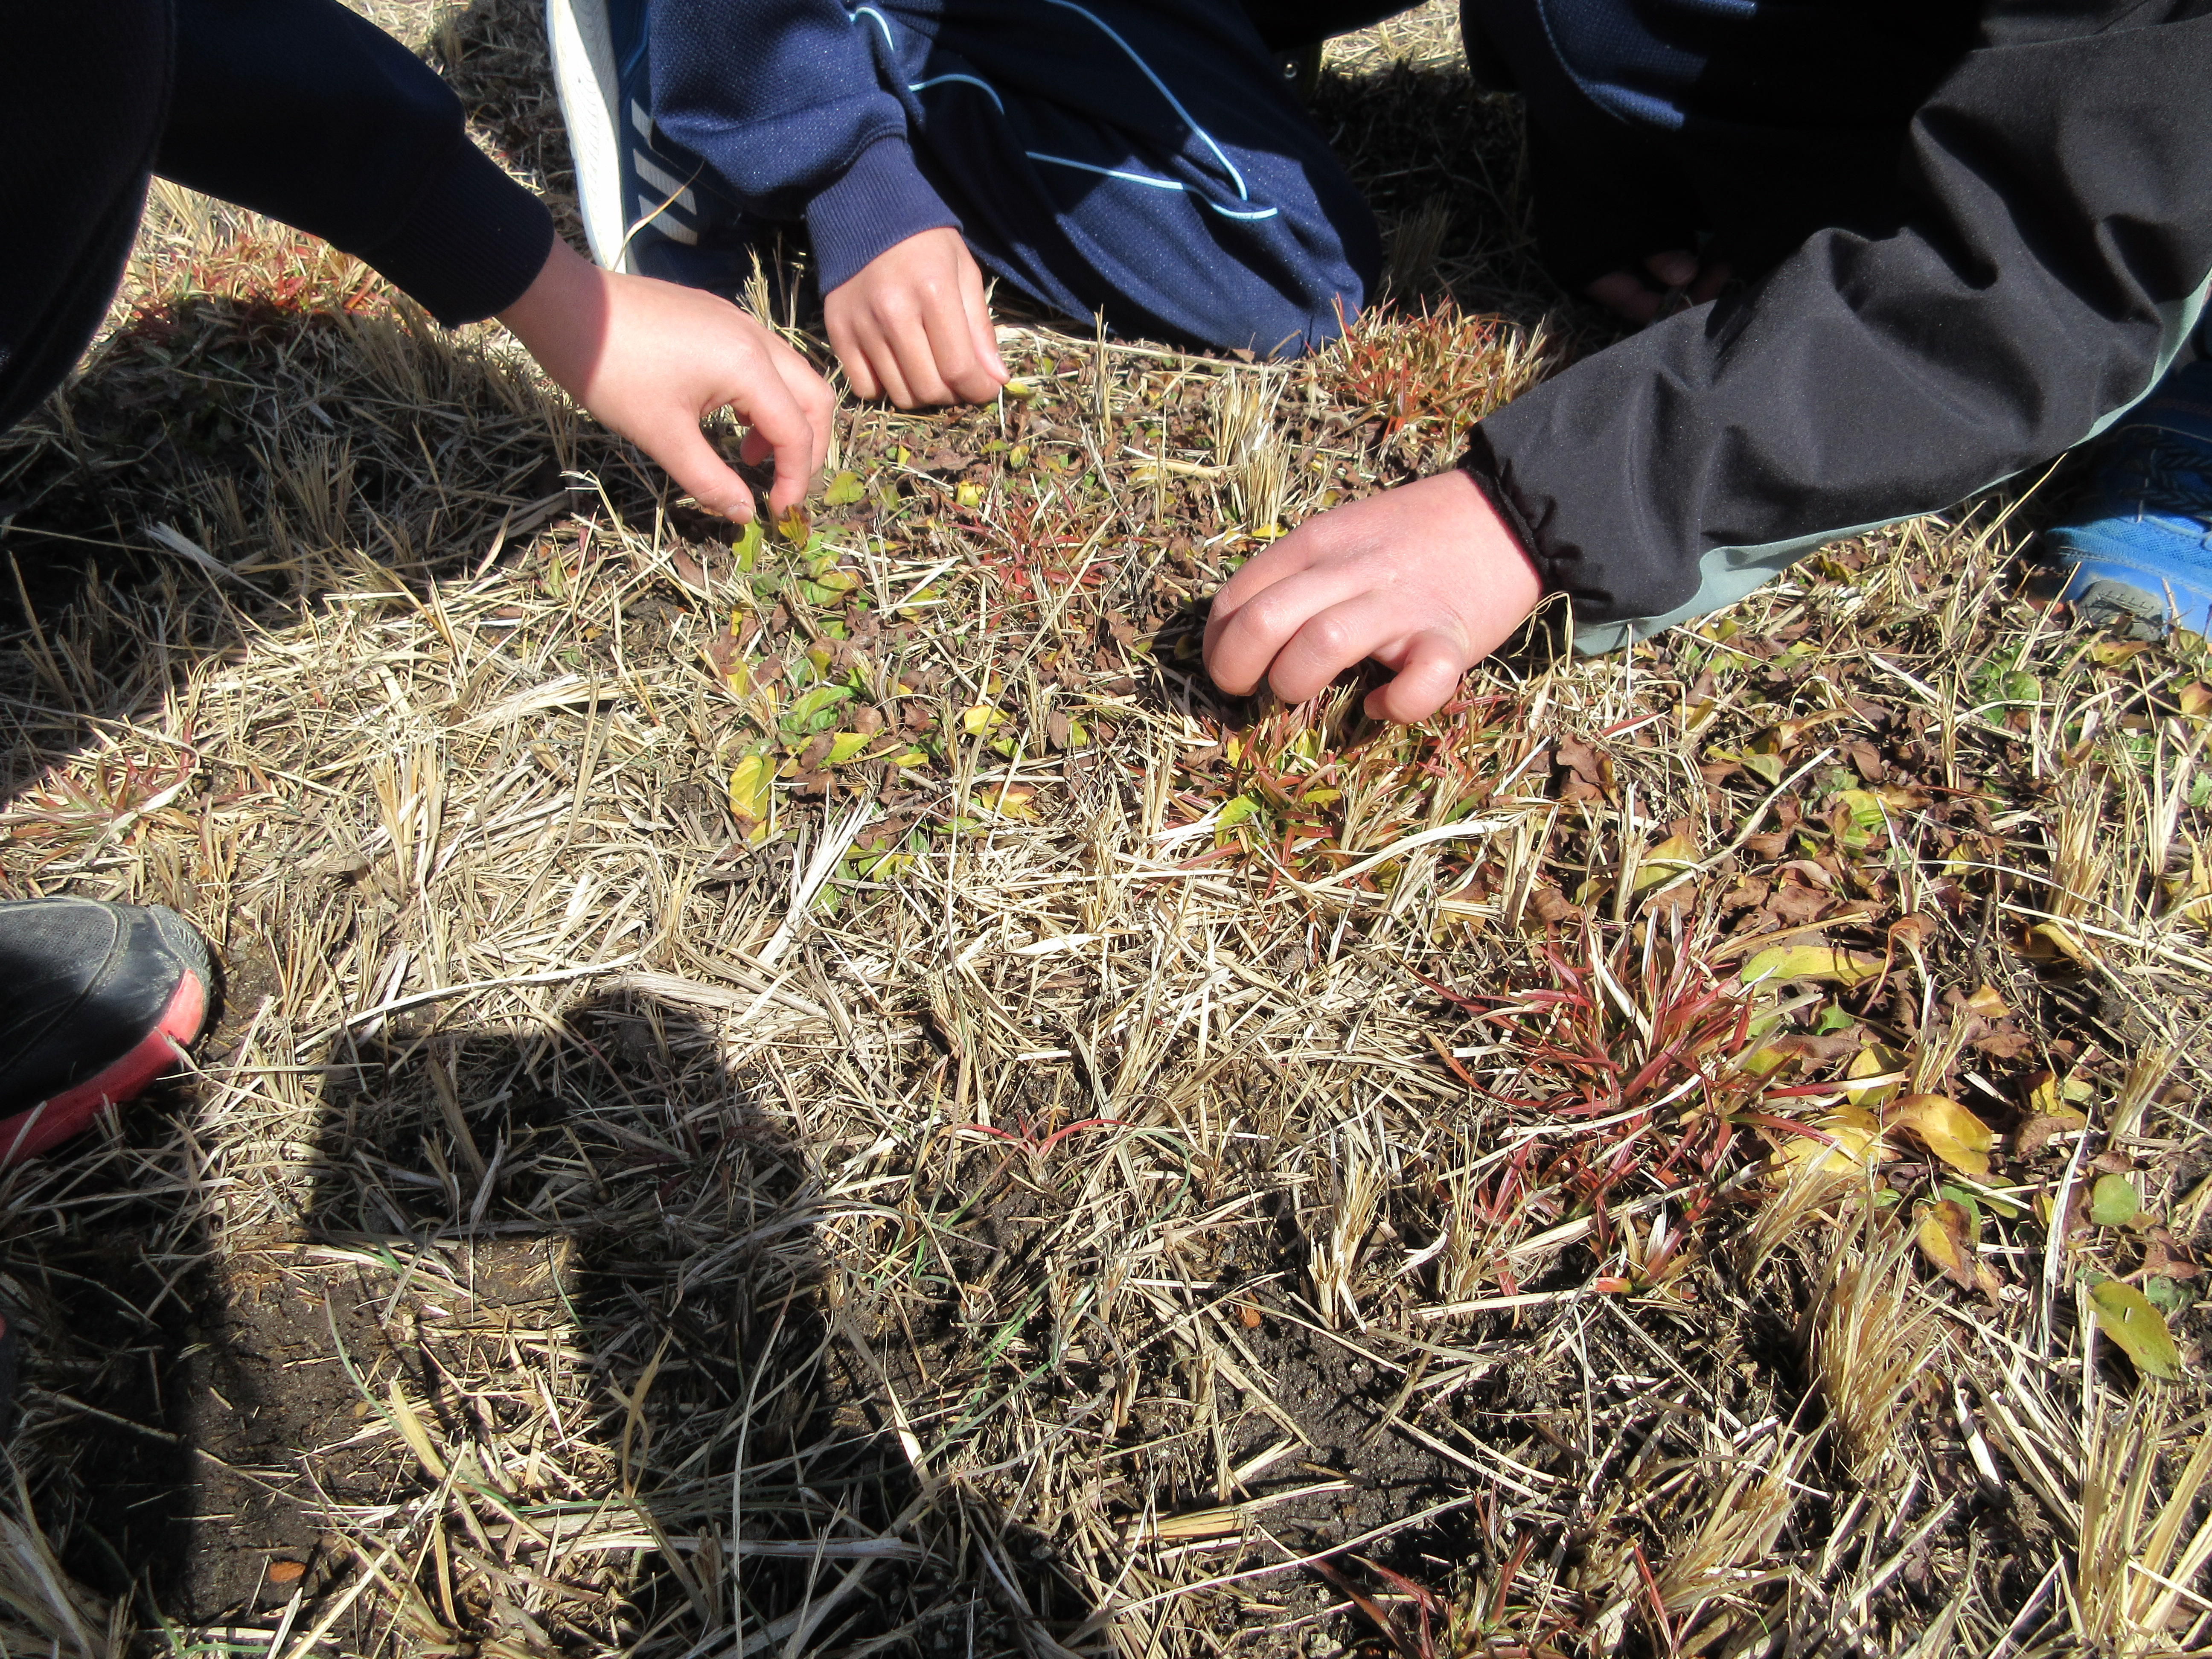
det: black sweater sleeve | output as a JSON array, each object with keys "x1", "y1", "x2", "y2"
[
  {"x1": 1462, "y1": 0, "x2": 2212, "y2": 651},
  {"x1": 155, "y1": 0, "x2": 554, "y2": 327}
]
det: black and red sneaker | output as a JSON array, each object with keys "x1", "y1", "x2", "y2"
[{"x1": 0, "y1": 897, "x2": 215, "y2": 1164}]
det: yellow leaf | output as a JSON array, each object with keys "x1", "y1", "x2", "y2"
[
  {"x1": 1001, "y1": 378, "x2": 1036, "y2": 401},
  {"x1": 387, "y1": 1380, "x2": 449, "y2": 1480},
  {"x1": 1845, "y1": 1042, "x2": 1909, "y2": 1109},
  {"x1": 2031, "y1": 921, "x2": 2093, "y2": 964},
  {"x1": 891, "y1": 748, "x2": 931, "y2": 768},
  {"x1": 1740, "y1": 944, "x2": 1885, "y2": 988},
  {"x1": 1778, "y1": 1104, "x2": 1882, "y2": 1174},
  {"x1": 1888, "y1": 1093, "x2": 1994, "y2": 1176},
  {"x1": 955, "y1": 482, "x2": 984, "y2": 509},
  {"x1": 2179, "y1": 681, "x2": 2212, "y2": 720},
  {"x1": 1962, "y1": 983, "x2": 2009, "y2": 1019},
  {"x1": 1007, "y1": 443, "x2": 1031, "y2": 468},
  {"x1": 812, "y1": 568, "x2": 862, "y2": 593},
  {"x1": 775, "y1": 504, "x2": 812, "y2": 545},
  {"x1": 825, "y1": 731, "x2": 872, "y2": 765},
  {"x1": 1632, "y1": 829, "x2": 1700, "y2": 892},
  {"x1": 727, "y1": 754, "x2": 773, "y2": 839},
  {"x1": 2027, "y1": 1070, "x2": 2093, "y2": 1123},
  {"x1": 2090, "y1": 1280, "x2": 2184, "y2": 1380},
  {"x1": 986, "y1": 785, "x2": 1036, "y2": 821},
  {"x1": 960, "y1": 704, "x2": 1007, "y2": 737},
  {"x1": 1916, "y1": 1199, "x2": 1978, "y2": 1288}
]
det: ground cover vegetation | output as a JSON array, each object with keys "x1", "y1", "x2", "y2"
[{"x1": 0, "y1": 4, "x2": 2208, "y2": 1655}]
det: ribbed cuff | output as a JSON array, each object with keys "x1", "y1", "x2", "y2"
[
  {"x1": 355, "y1": 137, "x2": 556, "y2": 326},
  {"x1": 804, "y1": 136, "x2": 960, "y2": 296}
]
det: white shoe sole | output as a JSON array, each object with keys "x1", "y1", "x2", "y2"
[{"x1": 546, "y1": 0, "x2": 634, "y2": 272}]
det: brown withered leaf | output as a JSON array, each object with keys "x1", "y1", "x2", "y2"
[
  {"x1": 2145, "y1": 1234, "x2": 2202, "y2": 1281},
  {"x1": 1962, "y1": 983, "x2": 2010, "y2": 1019},
  {"x1": 1555, "y1": 736, "x2": 1610, "y2": 801},
  {"x1": 1765, "y1": 881, "x2": 1831, "y2": 926},
  {"x1": 1721, "y1": 876, "x2": 1770, "y2": 912},
  {"x1": 1530, "y1": 886, "x2": 1586, "y2": 925},
  {"x1": 2014, "y1": 1114, "x2": 2081, "y2": 1158},
  {"x1": 1756, "y1": 1030, "x2": 1866, "y2": 1067},
  {"x1": 1889, "y1": 912, "x2": 1940, "y2": 952}
]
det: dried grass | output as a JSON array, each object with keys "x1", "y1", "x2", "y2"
[{"x1": 0, "y1": 3, "x2": 2205, "y2": 1657}]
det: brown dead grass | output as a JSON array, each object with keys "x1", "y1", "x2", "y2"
[{"x1": 0, "y1": 4, "x2": 2209, "y2": 1657}]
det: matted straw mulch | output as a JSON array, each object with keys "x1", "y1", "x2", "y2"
[{"x1": 1, "y1": 4, "x2": 2209, "y2": 1656}]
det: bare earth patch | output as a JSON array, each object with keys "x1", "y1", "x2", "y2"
[{"x1": 0, "y1": 5, "x2": 2208, "y2": 1656}]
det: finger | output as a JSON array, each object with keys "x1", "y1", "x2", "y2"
[
  {"x1": 918, "y1": 294, "x2": 995, "y2": 406},
  {"x1": 883, "y1": 304, "x2": 957, "y2": 408},
  {"x1": 826, "y1": 311, "x2": 883, "y2": 404},
  {"x1": 1644, "y1": 248, "x2": 1697, "y2": 288},
  {"x1": 1690, "y1": 260, "x2": 1734, "y2": 305},
  {"x1": 1202, "y1": 532, "x2": 1332, "y2": 654},
  {"x1": 958, "y1": 253, "x2": 1008, "y2": 387},
  {"x1": 772, "y1": 334, "x2": 838, "y2": 483},
  {"x1": 1363, "y1": 630, "x2": 1473, "y2": 724},
  {"x1": 741, "y1": 336, "x2": 836, "y2": 485},
  {"x1": 1203, "y1": 547, "x2": 1368, "y2": 694},
  {"x1": 1584, "y1": 271, "x2": 1660, "y2": 324},
  {"x1": 715, "y1": 364, "x2": 819, "y2": 518},
  {"x1": 1265, "y1": 590, "x2": 1420, "y2": 705},
  {"x1": 858, "y1": 320, "x2": 920, "y2": 410},
  {"x1": 641, "y1": 419, "x2": 761, "y2": 522}
]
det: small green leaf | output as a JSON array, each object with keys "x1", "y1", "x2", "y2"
[
  {"x1": 824, "y1": 469, "x2": 867, "y2": 506},
  {"x1": 1212, "y1": 792, "x2": 1265, "y2": 845},
  {"x1": 2090, "y1": 1279, "x2": 2183, "y2": 1380},
  {"x1": 1740, "y1": 751, "x2": 1785, "y2": 786},
  {"x1": 2090, "y1": 1174, "x2": 2144, "y2": 1228},
  {"x1": 2144, "y1": 1277, "x2": 2189, "y2": 1313},
  {"x1": 784, "y1": 685, "x2": 852, "y2": 731},
  {"x1": 731, "y1": 517, "x2": 763, "y2": 569},
  {"x1": 1831, "y1": 788, "x2": 1888, "y2": 853}
]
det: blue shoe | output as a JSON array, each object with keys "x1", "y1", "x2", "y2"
[
  {"x1": 2036, "y1": 358, "x2": 2212, "y2": 639},
  {"x1": 545, "y1": 0, "x2": 758, "y2": 291}
]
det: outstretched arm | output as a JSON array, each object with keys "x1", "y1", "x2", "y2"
[
  {"x1": 1467, "y1": 5, "x2": 2212, "y2": 645},
  {"x1": 153, "y1": 0, "x2": 833, "y2": 515}
]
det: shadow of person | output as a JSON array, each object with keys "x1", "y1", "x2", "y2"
[{"x1": 39, "y1": 990, "x2": 1093, "y2": 1655}]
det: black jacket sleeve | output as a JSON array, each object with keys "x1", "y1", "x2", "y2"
[
  {"x1": 1462, "y1": 0, "x2": 2212, "y2": 648},
  {"x1": 0, "y1": 0, "x2": 171, "y2": 434},
  {"x1": 155, "y1": 0, "x2": 554, "y2": 327}
]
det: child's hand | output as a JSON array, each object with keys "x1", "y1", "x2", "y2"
[
  {"x1": 1586, "y1": 248, "x2": 1733, "y2": 325},
  {"x1": 823, "y1": 227, "x2": 1008, "y2": 408},
  {"x1": 1202, "y1": 470, "x2": 1544, "y2": 723},
  {"x1": 499, "y1": 237, "x2": 834, "y2": 521}
]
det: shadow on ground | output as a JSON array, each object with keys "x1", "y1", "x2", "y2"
[{"x1": 9, "y1": 994, "x2": 1096, "y2": 1654}]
